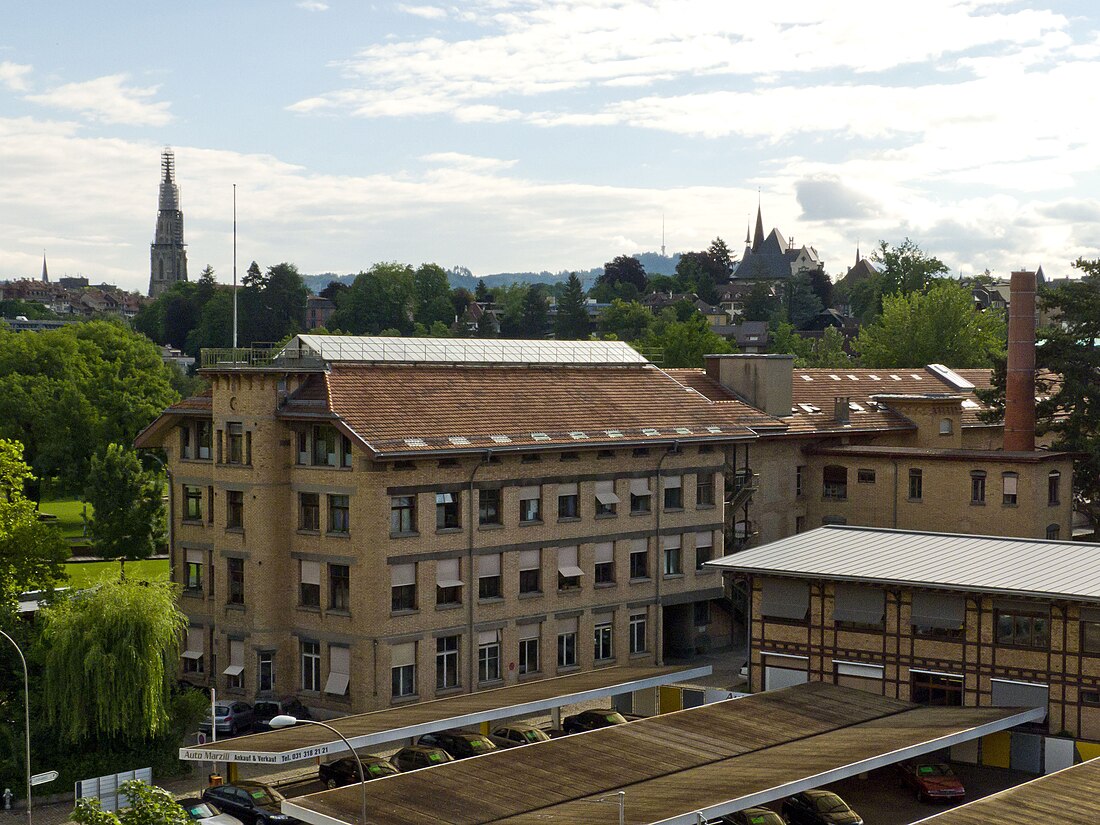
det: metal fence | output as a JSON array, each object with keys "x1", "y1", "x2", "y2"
[{"x1": 74, "y1": 767, "x2": 152, "y2": 812}]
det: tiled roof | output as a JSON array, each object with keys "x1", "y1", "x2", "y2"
[
  {"x1": 284, "y1": 363, "x2": 763, "y2": 455},
  {"x1": 133, "y1": 389, "x2": 212, "y2": 447},
  {"x1": 663, "y1": 370, "x2": 788, "y2": 430}
]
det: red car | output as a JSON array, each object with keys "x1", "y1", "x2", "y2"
[{"x1": 898, "y1": 761, "x2": 966, "y2": 802}]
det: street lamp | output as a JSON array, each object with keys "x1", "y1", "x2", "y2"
[
  {"x1": 268, "y1": 716, "x2": 366, "y2": 825},
  {"x1": 583, "y1": 790, "x2": 625, "y2": 825},
  {"x1": 0, "y1": 629, "x2": 32, "y2": 825}
]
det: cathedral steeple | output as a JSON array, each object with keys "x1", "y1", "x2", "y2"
[
  {"x1": 41, "y1": 252, "x2": 48, "y2": 283},
  {"x1": 149, "y1": 148, "x2": 188, "y2": 298},
  {"x1": 752, "y1": 197, "x2": 765, "y2": 253}
]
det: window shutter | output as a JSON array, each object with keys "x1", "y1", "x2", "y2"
[
  {"x1": 594, "y1": 542, "x2": 614, "y2": 564},
  {"x1": 478, "y1": 554, "x2": 501, "y2": 577},
  {"x1": 629, "y1": 478, "x2": 650, "y2": 496},
  {"x1": 557, "y1": 546, "x2": 583, "y2": 577},
  {"x1": 391, "y1": 563, "x2": 416, "y2": 587},
  {"x1": 557, "y1": 483, "x2": 578, "y2": 496},
  {"x1": 833, "y1": 583, "x2": 884, "y2": 625},
  {"x1": 391, "y1": 642, "x2": 416, "y2": 668},
  {"x1": 910, "y1": 591, "x2": 965, "y2": 628},
  {"x1": 694, "y1": 531, "x2": 713, "y2": 548},
  {"x1": 759, "y1": 577, "x2": 809, "y2": 620},
  {"x1": 300, "y1": 560, "x2": 321, "y2": 586},
  {"x1": 518, "y1": 486, "x2": 540, "y2": 500},
  {"x1": 436, "y1": 558, "x2": 463, "y2": 588},
  {"x1": 519, "y1": 549, "x2": 540, "y2": 570}
]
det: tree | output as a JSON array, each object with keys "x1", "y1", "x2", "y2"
[
  {"x1": 638, "y1": 313, "x2": 733, "y2": 368},
  {"x1": 37, "y1": 579, "x2": 187, "y2": 742},
  {"x1": 804, "y1": 326, "x2": 851, "y2": 368},
  {"x1": 85, "y1": 445, "x2": 165, "y2": 566},
  {"x1": 594, "y1": 255, "x2": 647, "y2": 302},
  {"x1": 519, "y1": 285, "x2": 550, "y2": 339},
  {"x1": 474, "y1": 279, "x2": 491, "y2": 303},
  {"x1": 854, "y1": 280, "x2": 1005, "y2": 368},
  {"x1": 73, "y1": 780, "x2": 189, "y2": 825},
  {"x1": 769, "y1": 322, "x2": 812, "y2": 363},
  {"x1": 743, "y1": 281, "x2": 781, "y2": 322},
  {"x1": 873, "y1": 238, "x2": 950, "y2": 296},
  {"x1": 707, "y1": 237, "x2": 734, "y2": 279},
  {"x1": 597, "y1": 299, "x2": 653, "y2": 342},
  {"x1": 329, "y1": 263, "x2": 415, "y2": 335},
  {"x1": 554, "y1": 273, "x2": 590, "y2": 340},
  {"x1": 674, "y1": 252, "x2": 724, "y2": 304},
  {"x1": 0, "y1": 440, "x2": 67, "y2": 619},
  {"x1": 808, "y1": 270, "x2": 834, "y2": 310},
  {"x1": 786, "y1": 273, "x2": 823, "y2": 328},
  {"x1": 413, "y1": 263, "x2": 453, "y2": 328}
]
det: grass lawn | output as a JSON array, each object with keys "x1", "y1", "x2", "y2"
[
  {"x1": 65, "y1": 558, "x2": 170, "y2": 588},
  {"x1": 39, "y1": 497, "x2": 93, "y2": 541}
]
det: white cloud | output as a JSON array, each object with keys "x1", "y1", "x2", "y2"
[
  {"x1": 25, "y1": 74, "x2": 172, "y2": 126},
  {"x1": 0, "y1": 61, "x2": 32, "y2": 92},
  {"x1": 399, "y1": 4, "x2": 448, "y2": 19},
  {"x1": 296, "y1": 1, "x2": 329, "y2": 10}
]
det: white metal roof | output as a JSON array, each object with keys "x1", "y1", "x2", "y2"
[
  {"x1": 709, "y1": 526, "x2": 1100, "y2": 601},
  {"x1": 283, "y1": 335, "x2": 650, "y2": 366}
]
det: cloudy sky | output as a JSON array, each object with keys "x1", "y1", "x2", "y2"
[{"x1": 3, "y1": 1, "x2": 1099, "y2": 293}]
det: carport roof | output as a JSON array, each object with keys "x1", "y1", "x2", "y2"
[
  {"x1": 180, "y1": 664, "x2": 711, "y2": 765},
  {"x1": 911, "y1": 757, "x2": 1100, "y2": 823},
  {"x1": 282, "y1": 682, "x2": 1045, "y2": 825}
]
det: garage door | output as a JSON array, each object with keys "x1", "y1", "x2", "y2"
[{"x1": 763, "y1": 654, "x2": 808, "y2": 691}]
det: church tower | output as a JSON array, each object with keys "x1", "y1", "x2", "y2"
[{"x1": 149, "y1": 148, "x2": 188, "y2": 298}]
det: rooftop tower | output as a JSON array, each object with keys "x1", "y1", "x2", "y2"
[{"x1": 149, "y1": 148, "x2": 188, "y2": 298}]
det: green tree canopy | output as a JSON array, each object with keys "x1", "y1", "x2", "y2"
[
  {"x1": 330, "y1": 263, "x2": 415, "y2": 335},
  {"x1": 0, "y1": 440, "x2": 67, "y2": 620},
  {"x1": 37, "y1": 579, "x2": 187, "y2": 742},
  {"x1": 519, "y1": 285, "x2": 550, "y2": 339},
  {"x1": 85, "y1": 445, "x2": 165, "y2": 565},
  {"x1": 639, "y1": 313, "x2": 734, "y2": 368},
  {"x1": 597, "y1": 299, "x2": 653, "y2": 342},
  {"x1": 854, "y1": 280, "x2": 1005, "y2": 368},
  {"x1": 554, "y1": 273, "x2": 590, "y2": 340},
  {"x1": 873, "y1": 238, "x2": 950, "y2": 296},
  {"x1": 73, "y1": 780, "x2": 189, "y2": 825}
]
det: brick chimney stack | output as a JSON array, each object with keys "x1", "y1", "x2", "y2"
[{"x1": 1004, "y1": 269, "x2": 1037, "y2": 452}]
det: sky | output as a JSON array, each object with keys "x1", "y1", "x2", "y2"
[{"x1": 3, "y1": 1, "x2": 1100, "y2": 294}]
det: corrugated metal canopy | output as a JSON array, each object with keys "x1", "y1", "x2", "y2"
[
  {"x1": 911, "y1": 757, "x2": 1100, "y2": 823},
  {"x1": 281, "y1": 683, "x2": 1044, "y2": 825},
  {"x1": 708, "y1": 525, "x2": 1100, "y2": 602},
  {"x1": 179, "y1": 665, "x2": 709, "y2": 765}
]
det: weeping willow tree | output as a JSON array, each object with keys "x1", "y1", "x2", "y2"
[{"x1": 37, "y1": 579, "x2": 186, "y2": 742}]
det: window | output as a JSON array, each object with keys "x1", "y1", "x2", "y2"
[
  {"x1": 557, "y1": 546, "x2": 582, "y2": 591},
  {"x1": 197, "y1": 421, "x2": 212, "y2": 459},
  {"x1": 694, "y1": 600, "x2": 710, "y2": 627},
  {"x1": 663, "y1": 535, "x2": 682, "y2": 576},
  {"x1": 325, "y1": 646, "x2": 350, "y2": 696},
  {"x1": 663, "y1": 475, "x2": 683, "y2": 510},
  {"x1": 182, "y1": 627, "x2": 204, "y2": 674},
  {"x1": 223, "y1": 639, "x2": 244, "y2": 689},
  {"x1": 1046, "y1": 524, "x2": 1061, "y2": 540},
  {"x1": 560, "y1": 451, "x2": 579, "y2": 461},
  {"x1": 436, "y1": 492, "x2": 461, "y2": 530},
  {"x1": 312, "y1": 425, "x2": 339, "y2": 466},
  {"x1": 391, "y1": 642, "x2": 416, "y2": 698},
  {"x1": 390, "y1": 563, "x2": 417, "y2": 612},
  {"x1": 695, "y1": 531, "x2": 713, "y2": 570},
  {"x1": 557, "y1": 618, "x2": 578, "y2": 668},
  {"x1": 185, "y1": 549, "x2": 203, "y2": 591},
  {"x1": 519, "y1": 486, "x2": 542, "y2": 523},
  {"x1": 557, "y1": 483, "x2": 579, "y2": 519},
  {"x1": 939, "y1": 418, "x2": 953, "y2": 435},
  {"x1": 833, "y1": 583, "x2": 885, "y2": 631},
  {"x1": 594, "y1": 542, "x2": 615, "y2": 585},
  {"x1": 299, "y1": 560, "x2": 321, "y2": 607},
  {"x1": 629, "y1": 478, "x2": 651, "y2": 514},
  {"x1": 520, "y1": 453, "x2": 540, "y2": 464},
  {"x1": 478, "y1": 554, "x2": 502, "y2": 599},
  {"x1": 911, "y1": 591, "x2": 965, "y2": 640},
  {"x1": 632, "y1": 447, "x2": 650, "y2": 457},
  {"x1": 227, "y1": 557, "x2": 245, "y2": 605},
  {"x1": 478, "y1": 630, "x2": 501, "y2": 683},
  {"x1": 911, "y1": 671, "x2": 963, "y2": 706},
  {"x1": 696, "y1": 472, "x2": 715, "y2": 506},
  {"x1": 908, "y1": 468, "x2": 923, "y2": 501},
  {"x1": 971, "y1": 471, "x2": 986, "y2": 504},
  {"x1": 391, "y1": 496, "x2": 416, "y2": 534},
  {"x1": 329, "y1": 564, "x2": 350, "y2": 611},
  {"x1": 392, "y1": 460, "x2": 415, "y2": 471},
  {"x1": 795, "y1": 516, "x2": 806, "y2": 534},
  {"x1": 759, "y1": 577, "x2": 809, "y2": 622},
  {"x1": 479, "y1": 488, "x2": 501, "y2": 526},
  {"x1": 436, "y1": 635, "x2": 459, "y2": 690},
  {"x1": 597, "y1": 449, "x2": 615, "y2": 459},
  {"x1": 301, "y1": 641, "x2": 321, "y2": 692},
  {"x1": 258, "y1": 651, "x2": 274, "y2": 692},
  {"x1": 857, "y1": 469, "x2": 875, "y2": 484},
  {"x1": 519, "y1": 549, "x2": 541, "y2": 594},
  {"x1": 1049, "y1": 471, "x2": 1061, "y2": 506},
  {"x1": 822, "y1": 466, "x2": 847, "y2": 500},
  {"x1": 595, "y1": 480, "x2": 619, "y2": 516},
  {"x1": 299, "y1": 492, "x2": 320, "y2": 531},
  {"x1": 995, "y1": 605, "x2": 1049, "y2": 649},
  {"x1": 518, "y1": 626, "x2": 540, "y2": 674},
  {"x1": 227, "y1": 422, "x2": 244, "y2": 464},
  {"x1": 796, "y1": 465, "x2": 806, "y2": 497},
  {"x1": 629, "y1": 613, "x2": 647, "y2": 654},
  {"x1": 629, "y1": 538, "x2": 648, "y2": 580},
  {"x1": 1003, "y1": 472, "x2": 1019, "y2": 506},
  {"x1": 438, "y1": 457, "x2": 458, "y2": 468},
  {"x1": 184, "y1": 485, "x2": 203, "y2": 521},
  {"x1": 226, "y1": 490, "x2": 244, "y2": 530},
  {"x1": 1082, "y1": 612, "x2": 1100, "y2": 655},
  {"x1": 436, "y1": 558, "x2": 463, "y2": 606},
  {"x1": 328, "y1": 494, "x2": 350, "y2": 534},
  {"x1": 296, "y1": 430, "x2": 309, "y2": 465},
  {"x1": 594, "y1": 621, "x2": 614, "y2": 661},
  {"x1": 207, "y1": 486, "x2": 214, "y2": 524}
]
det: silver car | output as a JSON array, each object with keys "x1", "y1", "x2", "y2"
[{"x1": 179, "y1": 798, "x2": 244, "y2": 825}]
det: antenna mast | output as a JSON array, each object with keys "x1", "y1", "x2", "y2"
[
  {"x1": 232, "y1": 184, "x2": 238, "y2": 349},
  {"x1": 661, "y1": 213, "x2": 666, "y2": 257}
]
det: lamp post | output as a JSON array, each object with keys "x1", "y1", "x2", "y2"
[
  {"x1": 268, "y1": 716, "x2": 366, "y2": 825},
  {"x1": 584, "y1": 790, "x2": 625, "y2": 825},
  {"x1": 0, "y1": 629, "x2": 32, "y2": 825}
]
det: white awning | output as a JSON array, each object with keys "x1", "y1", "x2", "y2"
[
  {"x1": 223, "y1": 665, "x2": 244, "y2": 676},
  {"x1": 324, "y1": 672, "x2": 350, "y2": 695},
  {"x1": 595, "y1": 542, "x2": 614, "y2": 564},
  {"x1": 300, "y1": 560, "x2": 321, "y2": 586},
  {"x1": 391, "y1": 563, "x2": 416, "y2": 587},
  {"x1": 183, "y1": 627, "x2": 204, "y2": 659},
  {"x1": 437, "y1": 558, "x2": 463, "y2": 588},
  {"x1": 629, "y1": 478, "x2": 651, "y2": 496},
  {"x1": 595, "y1": 480, "x2": 619, "y2": 505},
  {"x1": 325, "y1": 646, "x2": 350, "y2": 695},
  {"x1": 223, "y1": 639, "x2": 244, "y2": 676},
  {"x1": 558, "y1": 546, "x2": 583, "y2": 578}
]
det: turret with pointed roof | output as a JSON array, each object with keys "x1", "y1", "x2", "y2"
[
  {"x1": 148, "y1": 148, "x2": 188, "y2": 298},
  {"x1": 41, "y1": 253, "x2": 48, "y2": 283}
]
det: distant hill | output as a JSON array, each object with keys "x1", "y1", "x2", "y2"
[{"x1": 301, "y1": 252, "x2": 681, "y2": 295}]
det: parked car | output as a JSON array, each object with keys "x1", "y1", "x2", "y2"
[
  {"x1": 390, "y1": 744, "x2": 455, "y2": 772},
  {"x1": 488, "y1": 723, "x2": 552, "y2": 748},
  {"x1": 897, "y1": 760, "x2": 966, "y2": 802},
  {"x1": 707, "y1": 808, "x2": 785, "y2": 825},
  {"x1": 782, "y1": 790, "x2": 863, "y2": 825},
  {"x1": 200, "y1": 783, "x2": 298, "y2": 825},
  {"x1": 178, "y1": 797, "x2": 244, "y2": 825},
  {"x1": 252, "y1": 698, "x2": 313, "y2": 732},
  {"x1": 199, "y1": 702, "x2": 255, "y2": 737},
  {"x1": 562, "y1": 709, "x2": 628, "y2": 734},
  {"x1": 417, "y1": 730, "x2": 498, "y2": 759},
  {"x1": 318, "y1": 755, "x2": 399, "y2": 789}
]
